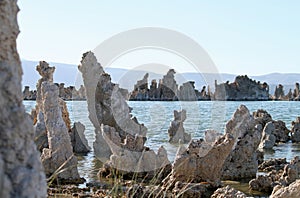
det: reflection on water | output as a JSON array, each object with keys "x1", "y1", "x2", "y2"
[{"x1": 24, "y1": 100, "x2": 300, "y2": 189}]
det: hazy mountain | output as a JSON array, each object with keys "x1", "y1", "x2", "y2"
[{"x1": 21, "y1": 60, "x2": 300, "y2": 94}]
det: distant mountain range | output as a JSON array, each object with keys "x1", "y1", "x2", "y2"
[{"x1": 22, "y1": 60, "x2": 300, "y2": 94}]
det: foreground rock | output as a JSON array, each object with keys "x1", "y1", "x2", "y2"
[
  {"x1": 211, "y1": 185, "x2": 247, "y2": 198},
  {"x1": 79, "y1": 52, "x2": 171, "y2": 181},
  {"x1": 270, "y1": 179, "x2": 300, "y2": 198},
  {"x1": 165, "y1": 133, "x2": 234, "y2": 187},
  {"x1": 222, "y1": 105, "x2": 262, "y2": 180},
  {"x1": 78, "y1": 52, "x2": 112, "y2": 161},
  {"x1": 70, "y1": 122, "x2": 91, "y2": 154},
  {"x1": 40, "y1": 82, "x2": 81, "y2": 182},
  {"x1": 0, "y1": 0, "x2": 47, "y2": 197},
  {"x1": 168, "y1": 109, "x2": 191, "y2": 143}
]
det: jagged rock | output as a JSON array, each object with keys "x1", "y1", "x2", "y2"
[
  {"x1": 169, "y1": 134, "x2": 234, "y2": 187},
  {"x1": 204, "y1": 130, "x2": 223, "y2": 143},
  {"x1": 293, "y1": 83, "x2": 300, "y2": 101},
  {"x1": 168, "y1": 109, "x2": 191, "y2": 143},
  {"x1": 160, "y1": 69, "x2": 178, "y2": 100},
  {"x1": 40, "y1": 82, "x2": 81, "y2": 181},
  {"x1": 259, "y1": 122, "x2": 276, "y2": 149},
  {"x1": 130, "y1": 73, "x2": 149, "y2": 100},
  {"x1": 211, "y1": 185, "x2": 247, "y2": 198},
  {"x1": 0, "y1": 0, "x2": 47, "y2": 196},
  {"x1": 178, "y1": 81, "x2": 198, "y2": 101},
  {"x1": 95, "y1": 70, "x2": 171, "y2": 180},
  {"x1": 78, "y1": 51, "x2": 112, "y2": 161},
  {"x1": 214, "y1": 75, "x2": 269, "y2": 100},
  {"x1": 291, "y1": 117, "x2": 300, "y2": 142},
  {"x1": 23, "y1": 86, "x2": 37, "y2": 100},
  {"x1": 70, "y1": 122, "x2": 91, "y2": 154},
  {"x1": 272, "y1": 120, "x2": 290, "y2": 142},
  {"x1": 221, "y1": 105, "x2": 262, "y2": 180},
  {"x1": 149, "y1": 79, "x2": 160, "y2": 99},
  {"x1": 253, "y1": 109, "x2": 273, "y2": 127},
  {"x1": 270, "y1": 180, "x2": 300, "y2": 198}
]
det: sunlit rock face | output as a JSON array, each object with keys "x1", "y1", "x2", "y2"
[
  {"x1": 0, "y1": 0, "x2": 47, "y2": 197},
  {"x1": 221, "y1": 105, "x2": 262, "y2": 180},
  {"x1": 291, "y1": 117, "x2": 300, "y2": 142},
  {"x1": 168, "y1": 133, "x2": 234, "y2": 187},
  {"x1": 78, "y1": 52, "x2": 111, "y2": 161}
]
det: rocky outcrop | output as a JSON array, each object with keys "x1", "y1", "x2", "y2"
[
  {"x1": 0, "y1": 0, "x2": 47, "y2": 197},
  {"x1": 221, "y1": 105, "x2": 262, "y2": 180},
  {"x1": 274, "y1": 84, "x2": 285, "y2": 100},
  {"x1": 270, "y1": 179, "x2": 300, "y2": 198},
  {"x1": 168, "y1": 109, "x2": 191, "y2": 143},
  {"x1": 272, "y1": 120, "x2": 290, "y2": 142},
  {"x1": 253, "y1": 109, "x2": 273, "y2": 127},
  {"x1": 291, "y1": 117, "x2": 300, "y2": 142},
  {"x1": 57, "y1": 83, "x2": 86, "y2": 100},
  {"x1": 70, "y1": 122, "x2": 91, "y2": 154},
  {"x1": 95, "y1": 71, "x2": 171, "y2": 180},
  {"x1": 23, "y1": 86, "x2": 37, "y2": 100},
  {"x1": 211, "y1": 185, "x2": 247, "y2": 198},
  {"x1": 40, "y1": 82, "x2": 81, "y2": 181},
  {"x1": 167, "y1": 133, "x2": 234, "y2": 187},
  {"x1": 214, "y1": 75, "x2": 269, "y2": 101},
  {"x1": 130, "y1": 70, "x2": 211, "y2": 101}
]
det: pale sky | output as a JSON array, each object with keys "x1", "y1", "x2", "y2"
[{"x1": 17, "y1": 0, "x2": 300, "y2": 75}]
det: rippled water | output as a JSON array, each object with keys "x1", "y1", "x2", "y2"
[{"x1": 24, "y1": 100, "x2": 300, "y2": 184}]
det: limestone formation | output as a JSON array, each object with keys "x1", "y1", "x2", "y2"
[
  {"x1": 78, "y1": 52, "x2": 111, "y2": 161},
  {"x1": 0, "y1": 0, "x2": 47, "y2": 196},
  {"x1": 259, "y1": 122, "x2": 276, "y2": 149},
  {"x1": 272, "y1": 120, "x2": 290, "y2": 143},
  {"x1": 70, "y1": 122, "x2": 91, "y2": 154},
  {"x1": 214, "y1": 75, "x2": 269, "y2": 100},
  {"x1": 40, "y1": 82, "x2": 81, "y2": 181},
  {"x1": 211, "y1": 185, "x2": 247, "y2": 198},
  {"x1": 274, "y1": 84, "x2": 285, "y2": 100},
  {"x1": 160, "y1": 69, "x2": 178, "y2": 100},
  {"x1": 130, "y1": 73, "x2": 149, "y2": 100},
  {"x1": 95, "y1": 71, "x2": 171, "y2": 180},
  {"x1": 23, "y1": 86, "x2": 37, "y2": 100},
  {"x1": 270, "y1": 180, "x2": 300, "y2": 198},
  {"x1": 168, "y1": 109, "x2": 191, "y2": 143},
  {"x1": 168, "y1": 133, "x2": 234, "y2": 187},
  {"x1": 178, "y1": 81, "x2": 198, "y2": 101},
  {"x1": 291, "y1": 117, "x2": 300, "y2": 142},
  {"x1": 253, "y1": 109, "x2": 273, "y2": 127},
  {"x1": 221, "y1": 105, "x2": 262, "y2": 180}
]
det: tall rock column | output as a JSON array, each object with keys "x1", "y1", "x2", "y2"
[
  {"x1": 0, "y1": 0, "x2": 47, "y2": 197},
  {"x1": 78, "y1": 52, "x2": 112, "y2": 161}
]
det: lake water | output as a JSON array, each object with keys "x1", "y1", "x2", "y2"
[{"x1": 24, "y1": 100, "x2": 300, "y2": 184}]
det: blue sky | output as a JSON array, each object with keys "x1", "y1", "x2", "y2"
[{"x1": 17, "y1": 0, "x2": 300, "y2": 75}]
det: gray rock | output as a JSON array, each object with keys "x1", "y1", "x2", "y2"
[
  {"x1": 78, "y1": 52, "x2": 111, "y2": 161},
  {"x1": 40, "y1": 82, "x2": 80, "y2": 180},
  {"x1": 169, "y1": 134, "x2": 234, "y2": 187},
  {"x1": 259, "y1": 121, "x2": 276, "y2": 149},
  {"x1": 222, "y1": 105, "x2": 262, "y2": 180},
  {"x1": 0, "y1": 0, "x2": 47, "y2": 196},
  {"x1": 168, "y1": 109, "x2": 191, "y2": 143},
  {"x1": 70, "y1": 122, "x2": 91, "y2": 154}
]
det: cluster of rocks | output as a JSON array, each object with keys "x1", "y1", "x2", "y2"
[
  {"x1": 0, "y1": 1, "x2": 47, "y2": 197},
  {"x1": 272, "y1": 82, "x2": 300, "y2": 101},
  {"x1": 129, "y1": 70, "x2": 211, "y2": 101},
  {"x1": 79, "y1": 52, "x2": 171, "y2": 181},
  {"x1": 23, "y1": 83, "x2": 86, "y2": 100},
  {"x1": 214, "y1": 75, "x2": 269, "y2": 101}
]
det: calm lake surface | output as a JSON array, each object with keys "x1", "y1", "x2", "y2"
[{"x1": 24, "y1": 100, "x2": 300, "y2": 184}]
